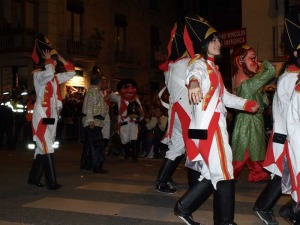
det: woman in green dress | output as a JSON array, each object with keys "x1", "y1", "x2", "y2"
[{"x1": 230, "y1": 45, "x2": 275, "y2": 182}]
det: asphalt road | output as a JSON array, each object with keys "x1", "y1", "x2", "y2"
[{"x1": 0, "y1": 142, "x2": 291, "y2": 225}]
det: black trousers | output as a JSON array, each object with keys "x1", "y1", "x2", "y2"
[{"x1": 80, "y1": 126, "x2": 105, "y2": 171}]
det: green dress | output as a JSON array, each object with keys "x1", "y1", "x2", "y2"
[{"x1": 231, "y1": 60, "x2": 275, "y2": 161}]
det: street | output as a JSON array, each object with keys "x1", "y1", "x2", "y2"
[{"x1": 0, "y1": 142, "x2": 290, "y2": 225}]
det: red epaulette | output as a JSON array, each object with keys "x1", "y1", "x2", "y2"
[{"x1": 287, "y1": 64, "x2": 300, "y2": 73}]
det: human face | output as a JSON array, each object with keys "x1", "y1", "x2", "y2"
[
  {"x1": 207, "y1": 37, "x2": 221, "y2": 58},
  {"x1": 242, "y1": 49, "x2": 259, "y2": 74}
]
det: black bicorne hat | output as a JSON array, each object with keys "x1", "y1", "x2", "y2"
[
  {"x1": 31, "y1": 33, "x2": 58, "y2": 64},
  {"x1": 90, "y1": 66, "x2": 106, "y2": 84},
  {"x1": 184, "y1": 15, "x2": 217, "y2": 58},
  {"x1": 168, "y1": 22, "x2": 187, "y2": 61},
  {"x1": 92, "y1": 65, "x2": 102, "y2": 75},
  {"x1": 284, "y1": 9, "x2": 300, "y2": 54},
  {"x1": 158, "y1": 22, "x2": 187, "y2": 71}
]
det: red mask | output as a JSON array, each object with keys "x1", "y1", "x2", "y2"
[{"x1": 120, "y1": 84, "x2": 137, "y2": 101}]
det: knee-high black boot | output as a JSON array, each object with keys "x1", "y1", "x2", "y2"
[
  {"x1": 131, "y1": 140, "x2": 139, "y2": 162},
  {"x1": 214, "y1": 180, "x2": 237, "y2": 225},
  {"x1": 28, "y1": 154, "x2": 45, "y2": 187},
  {"x1": 174, "y1": 178, "x2": 214, "y2": 225},
  {"x1": 253, "y1": 175, "x2": 281, "y2": 225},
  {"x1": 187, "y1": 168, "x2": 201, "y2": 189},
  {"x1": 123, "y1": 143, "x2": 131, "y2": 159},
  {"x1": 44, "y1": 153, "x2": 61, "y2": 190},
  {"x1": 280, "y1": 200, "x2": 300, "y2": 225},
  {"x1": 155, "y1": 154, "x2": 184, "y2": 194}
]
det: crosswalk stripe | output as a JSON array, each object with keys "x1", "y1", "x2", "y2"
[
  {"x1": 22, "y1": 196, "x2": 288, "y2": 225},
  {"x1": 77, "y1": 182, "x2": 290, "y2": 204},
  {"x1": 0, "y1": 221, "x2": 29, "y2": 225}
]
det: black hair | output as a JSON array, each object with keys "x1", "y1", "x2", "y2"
[
  {"x1": 200, "y1": 33, "x2": 222, "y2": 61},
  {"x1": 117, "y1": 79, "x2": 137, "y2": 92},
  {"x1": 279, "y1": 48, "x2": 300, "y2": 76}
]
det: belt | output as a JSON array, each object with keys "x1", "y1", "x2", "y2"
[{"x1": 83, "y1": 114, "x2": 105, "y2": 120}]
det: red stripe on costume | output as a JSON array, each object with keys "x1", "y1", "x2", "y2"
[
  {"x1": 215, "y1": 127, "x2": 231, "y2": 180},
  {"x1": 197, "y1": 112, "x2": 220, "y2": 164},
  {"x1": 120, "y1": 99, "x2": 127, "y2": 117},
  {"x1": 296, "y1": 173, "x2": 300, "y2": 202},
  {"x1": 286, "y1": 147, "x2": 297, "y2": 199},
  {"x1": 166, "y1": 102, "x2": 191, "y2": 144},
  {"x1": 35, "y1": 120, "x2": 48, "y2": 154},
  {"x1": 263, "y1": 131, "x2": 287, "y2": 174},
  {"x1": 35, "y1": 86, "x2": 52, "y2": 154}
]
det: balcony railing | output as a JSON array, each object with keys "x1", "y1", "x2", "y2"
[
  {"x1": 57, "y1": 34, "x2": 101, "y2": 58},
  {"x1": 272, "y1": 25, "x2": 285, "y2": 59},
  {"x1": 0, "y1": 29, "x2": 35, "y2": 53},
  {"x1": 0, "y1": 30, "x2": 100, "y2": 59}
]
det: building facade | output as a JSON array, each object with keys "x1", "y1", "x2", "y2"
[{"x1": 0, "y1": 0, "x2": 299, "y2": 100}]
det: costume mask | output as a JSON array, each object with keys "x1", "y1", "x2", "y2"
[{"x1": 117, "y1": 79, "x2": 137, "y2": 101}]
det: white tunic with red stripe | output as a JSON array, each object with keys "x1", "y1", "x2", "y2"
[
  {"x1": 32, "y1": 63, "x2": 75, "y2": 157},
  {"x1": 110, "y1": 93, "x2": 142, "y2": 144},
  {"x1": 286, "y1": 82, "x2": 300, "y2": 203},
  {"x1": 264, "y1": 66, "x2": 299, "y2": 176},
  {"x1": 186, "y1": 57, "x2": 250, "y2": 188},
  {"x1": 163, "y1": 57, "x2": 193, "y2": 161}
]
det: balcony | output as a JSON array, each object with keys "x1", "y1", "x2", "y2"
[
  {"x1": 58, "y1": 34, "x2": 101, "y2": 58},
  {"x1": 0, "y1": 28, "x2": 35, "y2": 53}
]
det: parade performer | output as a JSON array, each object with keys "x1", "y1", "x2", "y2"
[
  {"x1": 174, "y1": 16, "x2": 259, "y2": 225},
  {"x1": 230, "y1": 45, "x2": 275, "y2": 182},
  {"x1": 155, "y1": 22, "x2": 198, "y2": 194},
  {"x1": 110, "y1": 79, "x2": 143, "y2": 162},
  {"x1": 81, "y1": 66, "x2": 108, "y2": 173},
  {"x1": 282, "y1": 73, "x2": 300, "y2": 225},
  {"x1": 28, "y1": 33, "x2": 75, "y2": 190},
  {"x1": 253, "y1": 10, "x2": 300, "y2": 225}
]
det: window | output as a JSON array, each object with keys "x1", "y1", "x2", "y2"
[
  {"x1": 114, "y1": 13, "x2": 127, "y2": 61},
  {"x1": 67, "y1": 0, "x2": 83, "y2": 40},
  {"x1": 150, "y1": 25, "x2": 160, "y2": 68}
]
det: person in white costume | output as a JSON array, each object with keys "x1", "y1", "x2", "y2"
[
  {"x1": 110, "y1": 79, "x2": 143, "y2": 162},
  {"x1": 28, "y1": 33, "x2": 75, "y2": 190},
  {"x1": 283, "y1": 77, "x2": 300, "y2": 225},
  {"x1": 155, "y1": 22, "x2": 197, "y2": 194},
  {"x1": 253, "y1": 10, "x2": 300, "y2": 225},
  {"x1": 174, "y1": 16, "x2": 259, "y2": 225}
]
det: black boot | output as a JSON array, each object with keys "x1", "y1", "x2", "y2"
[
  {"x1": 187, "y1": 168, "x2": 201, "y2": 189},
  {"x1": 214, "y1": 180, "x2": 237, "y2": 225},
  {"x1": 28, "y1": 154, "x2": 45, "y2": 187},
  {"x1": 44, "y1": 153, "x2": 61, "y2": 190},
  {"x1": 174, "y1": 178, "x2": 214, "y2": 225},
  {"x1": 123, "y1": 143, "x2": 131, "y2": 159},
  {"x1": 156, "y1": 154, "x2": 184, "y2": 194},
  {"x1": 131, "y1": 140, "x2": 139, "y2": 162},
  {"x1": 253, "y1": 175, "x2": 281, "y2": 225},
  {"x1": 280, "y1": 200, "x2": 300, "y2": 225}
]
